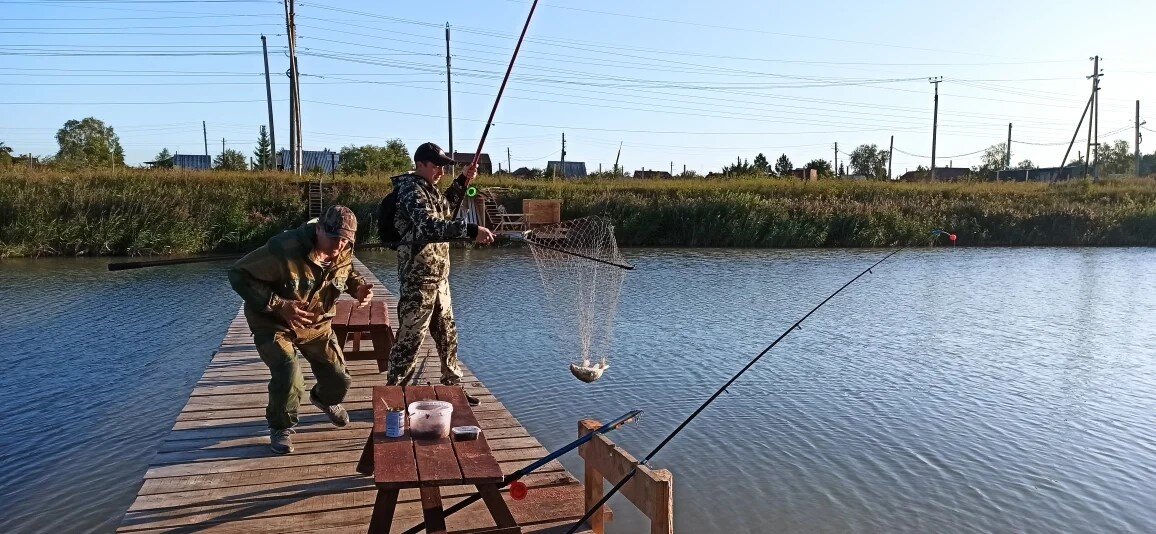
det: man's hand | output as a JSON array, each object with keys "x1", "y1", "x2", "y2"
[
  {"x1": 353, "y1": 283, "x2": 374, "y2": 307},
  {"x1": 463, "y1": 163, "x2": 478, "y2": 182},
  {"x1": 277, "y1": 300, "x2": 320, "y2": 329},
  {"x1": 475, "y1": 226, "x2": 495, "y2": 245}
]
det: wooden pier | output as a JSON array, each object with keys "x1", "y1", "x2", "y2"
[{"x1": 116, "y1": 261, "x2": 596, "y2": 533}]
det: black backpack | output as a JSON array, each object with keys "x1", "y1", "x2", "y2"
[{"x1": 376, "y1": 190, "x2": 401, "y2": 249}]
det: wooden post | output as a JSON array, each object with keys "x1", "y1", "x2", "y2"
[
  {"x1": 649, "y1": 470, "x2": 674, "y2": 534},
  {"x1": 580, "y1": 419, "x2": 673, "y2": 534},
  {"x1": 583, "y1": 455, "x2": 606, "y2": 534}
]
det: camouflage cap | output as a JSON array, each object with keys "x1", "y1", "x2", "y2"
[{"x1": 320, "y1": 205, "x2": 357, "y2": 243}]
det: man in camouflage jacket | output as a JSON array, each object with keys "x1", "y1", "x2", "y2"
[
  {"x1": 228, "y1": 205, "x2": 374, "y2": 454},
  {"x1": 385, "y1": 142, "x2": 494, "y2": 391}
]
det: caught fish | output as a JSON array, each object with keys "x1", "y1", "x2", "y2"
[{"x1": 570, "y1": 361, "x2": 608, "y2": 383}]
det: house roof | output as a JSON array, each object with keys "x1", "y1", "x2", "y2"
[
  {"x1": 546, "y1": 161, "x2": 587, "y2": 178},
  {"x1": 452, "y1": 152, "x2": 491, "y2": 166},
  {"x1": 278, "y1": 149, "x2": 339, "y2": 172}
]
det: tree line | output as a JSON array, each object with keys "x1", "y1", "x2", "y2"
[
  {"x1": 0, "y1": 116, "x2": 416, "y2": 176},
  {"x1": 4, "y1": 117, "x2": 1155, "y2": 178},
  {"x1": 722, "y1": 144, "x2": 889, "y2": 180}
]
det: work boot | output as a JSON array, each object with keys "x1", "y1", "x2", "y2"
[
  {"x1": 270, "y1": 428, "x2": 295, "y2": 455},
  {"x1": 311, "y1": 393, "x2": 350, "y2": 427}
]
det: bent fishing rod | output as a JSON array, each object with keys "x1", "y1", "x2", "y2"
[
  {"x1": 450, "y1": 0, "x2": 539, "y2": 217},
  {"x1": 564, "y1": 247, "x2": 905, "y2": 534}
]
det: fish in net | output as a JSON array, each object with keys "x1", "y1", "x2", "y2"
[{"x1": 521, "y1": 216, "x2": 631, "y2": 383}]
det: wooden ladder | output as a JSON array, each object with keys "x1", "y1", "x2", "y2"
[{"x1": 307, "y1": 178, "x2": 324, "y2": 220}]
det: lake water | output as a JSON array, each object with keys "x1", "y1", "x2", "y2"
[{"x1": 1, "y1": 248, "x2": 1154, "y2": 533}]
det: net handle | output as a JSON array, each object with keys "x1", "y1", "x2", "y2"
[{"x1": 514, "y1": 231, "x2": 634, "y2": 270}]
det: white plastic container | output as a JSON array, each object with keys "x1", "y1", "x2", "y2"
[
  {"x1": 452, "y1": 425, "x2": 481, "y2": 441},
  {"x1": 407, "y1": 400, "x2": 453, "y2": 439}
]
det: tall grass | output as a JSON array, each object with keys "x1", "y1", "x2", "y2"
[
  {"x1": 0, "y1": 168, "x2": 390, "y2": 257},
  {"x1": 2, "y1": 168, "x2": 1155, "y2": 257},
  {"x1": 478, "y1": 176, "x2": 1156, "y2": 247}
]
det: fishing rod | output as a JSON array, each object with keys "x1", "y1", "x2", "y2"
[
  {"x1": 564, "y1": 248, "x2": 905, "y2": 534},
  {"x1": 400, "y1": 409, "x2": 642, "y2": 534},
  {"x1": 451, "y1": 0, "x2": 540, "y2": 216}
]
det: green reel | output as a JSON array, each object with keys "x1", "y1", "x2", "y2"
[{"x1": 466, "y1": 186, "x2": 477, "y2": 197}]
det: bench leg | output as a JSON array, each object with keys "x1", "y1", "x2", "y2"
[
  {"x1": 420, "y1": 486, "x2": 448, "y2": 534},
  {"x1": 356, "y1": 434, "x2": 374, "y2": 475},
  {"x1": 368, "y1": 488, "x2": 399, "y2": 534},
  {"x1": 370, "y1": 330, "x2": 394, "y2": 373}
]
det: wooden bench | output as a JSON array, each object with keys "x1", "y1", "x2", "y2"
[{"x1": 333, "y1": 299, "x2": 394, "y2": 373}]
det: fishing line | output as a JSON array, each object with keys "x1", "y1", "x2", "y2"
[{"x1": 564, "y1": 247, "x2": 904, "y2": 533}]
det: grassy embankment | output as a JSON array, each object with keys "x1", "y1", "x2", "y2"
[{"x1": 3, "y1": 167, "x2": 1156, "y2": 257}]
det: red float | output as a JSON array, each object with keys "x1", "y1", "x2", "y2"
[{"x1": 510, "y1": 481, "x2": 528, "y2": 500}]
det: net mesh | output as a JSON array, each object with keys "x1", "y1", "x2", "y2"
[{"x1": 524, "y1": 216, "x2": 629, "y2": 379}]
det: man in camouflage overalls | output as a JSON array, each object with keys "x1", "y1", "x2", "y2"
[
  {"x1": 228, "y1": 205, "x2": 374, "y2": 454},
  {"x1": 385, "y1": 142, "x2": 494, "y2": 395}
]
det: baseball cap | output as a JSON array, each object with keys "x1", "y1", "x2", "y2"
[
  {"x1": 320, "y1": 205, "x2": 357, "y2": 243},
  {"x1": 413, "y1": 142, "x2": 455, "y2": 166}
]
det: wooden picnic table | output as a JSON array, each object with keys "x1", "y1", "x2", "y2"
[
  {"x1": 333, "y1": 299, "x2": 394, "y2": 373},
  {"x1": 360, "y1": 385, "x2": 519, "y2": 534}
]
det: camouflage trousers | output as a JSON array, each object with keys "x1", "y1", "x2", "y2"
[
  {"x1": 254, "y1": 328, "x2": 351, "y2": 431},
  {"x1": 386, "y1": 279, "x2": 464, "y2": 386}
]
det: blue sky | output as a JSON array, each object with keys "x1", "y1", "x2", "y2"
[{"x1": 3, "y1": 0, "x2": 1154, "y2": 175}]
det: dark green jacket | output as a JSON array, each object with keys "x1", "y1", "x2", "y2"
[{"x1": 228, "y1": 222, "x2": 368, "y2": 335}]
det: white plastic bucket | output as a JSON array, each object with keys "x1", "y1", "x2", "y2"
[{"x1": 407, "y1": 400, "x2": 453, "y2": 439}]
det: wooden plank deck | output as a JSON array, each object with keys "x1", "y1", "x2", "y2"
[{"x1": 117, "y1": 259, "x2": 593, "y2": 533}]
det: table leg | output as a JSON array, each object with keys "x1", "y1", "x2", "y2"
[
  {"x1": 419, "y1": 486, "x2": 448, "y2": 534},
  {"x1": 367, "y1": 488, "x2": 399, "y2": 534},
  {"x1": 477, "y1": 483, "x2": 519, "y2": 529},
  {"x1": 356, "y1": 434, "x2": 374, "y2": 475}
]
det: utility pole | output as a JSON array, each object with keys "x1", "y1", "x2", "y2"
[
  {"x1": 283, "y1": 0, "x2": 295, "y2": 174},
  {"x1": 1006, "y1": 123, "x2": 1012, "y2": 169},
  {"x1": 1094, "y1": 57, "x2": 1101, "y2": 180},
  {"x1": 833, "y1": 142, "x2": 838, "y2": 176},
  {"x1": 261, "y1": 35, "x2": 277, "y2": 171},
  {"x1": 203, "y1": 121, "x2": 208, "y2": 157},
  {"x1": 1084, "y1": 55, "x2": 1101, "y2": 180},
  {"x1": 284, "y1": 0, "x2": 302, "y2": 175},
  {"x1": 614, "y1": 141, "x2": 622, "y2": 176},
  {"x1": 559, "y1": 132, "x2": 566, "y2": 179},
  {"x1": 670, "y1": 161, "x2": 673, "y2": 175},
  {"x1": 888, "y1": 135, "x2": 894, "y2": 180},
  {"x1": 445, "y1": 23, "x2": 454, "y2": 174},
  {"x1": 221, "y1": 138, "x2": 226, "y2": 155},
  {"x1": 929, "y1": 76, "x2": 943, "y2": 180},
  {"x1": 1137, "y1": 100, "x2": 1143, "y2": 176},
  {"x1": 507, "y1": 147, "x2": 511, "y2": 173}
]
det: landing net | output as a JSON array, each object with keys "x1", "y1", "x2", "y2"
[{"x1": 524, "y1": 216, "x2": 629, "y2": 382}]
